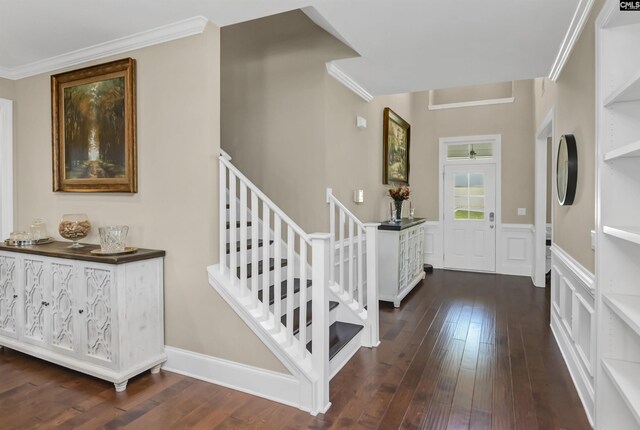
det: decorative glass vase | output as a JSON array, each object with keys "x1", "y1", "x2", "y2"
[
  {"x1": 98, "y1": 226, "x2": 129, "y2": 253},
  {"x1": 59, "y1": 213, "x2": 91, "y2": 248},
  {"x1": 394, "y1": 200, "x2": 403, "y2": 221}
]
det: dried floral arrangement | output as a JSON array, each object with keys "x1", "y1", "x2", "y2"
[{"x1": 388, "y1": 184, "x2": 410, "y2": 201}]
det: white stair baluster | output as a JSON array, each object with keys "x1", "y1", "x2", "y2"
[
  {"x1": 239, "y1": 182, "x2": 248, "y2": 296},
  {"x1": 228, "y1": 172, "x2": 237, "y2": 288},
  {"x1": 329, "y1": 199, "x2": 335, "y2": 286},
  {"x1": 251, "y1": 191, "x2": 259, "y2": 309},
  {"x1": 348, "y1": 218, "x2": 354, "y2": 303},
  {"x1": 339, "y1": 210, "x2": 345, "y2": 295},
  {"x1": 299, "y1": 237, "x2": 307, "y2": 359},
  {"x1": 262, "y1": 203, "x2": 271, "y2": 322},
  {"x1": 273, "y1": 214, "x2": 282, "y2": 334},
  {"x1": 286, "y1": 226, "x2": 295, "y2": 346},
  {"x1": 357, "y1": 225, "x2": 364, "y2": 312}
]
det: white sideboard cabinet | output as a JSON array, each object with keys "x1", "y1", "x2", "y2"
[
  {"x1": 378, "y1": 218, "x2": 426, "y2": 307},
  {"x1": 0, "y1": 241, "x2": 166, "y2": 392}
]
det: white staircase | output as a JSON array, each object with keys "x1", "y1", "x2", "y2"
[{"x1": 208, "y1": 151, "x2": 379, "y2": 414}]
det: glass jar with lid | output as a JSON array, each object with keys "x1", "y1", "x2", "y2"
[{"x1": 30, "y1": 218, "x2": 48, "y2": 240}]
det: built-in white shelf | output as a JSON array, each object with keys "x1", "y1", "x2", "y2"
[
  {"x1": 604, "y1": 69, "x2": 640, "y2": 106},
  {"x1": 604, "y1": 140, "x2": 640, "y2": 161},
  {"x1": 603, "y1": 293, "x2": 640, "y2": 338},
  {"x1": 603, "y1": 225, "x2": 640, "y2": 246},
  {"x1": 602, "y1": 358, "x2": 640, "y2": 426}
]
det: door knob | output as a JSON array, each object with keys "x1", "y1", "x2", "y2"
[
  {"x1": 489, "y1": 212, "x2": 495, "y2": 222},
  {"x1": 78, "y1": 309, "x2": 84, "y2": 314},
  {"x1": 13, "y1": 294, "x2": 17, "y2": 299}
]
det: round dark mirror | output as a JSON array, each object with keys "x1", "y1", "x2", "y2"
[{"x1": 557, "y1": 134, "x2": 577, "y2": 206}]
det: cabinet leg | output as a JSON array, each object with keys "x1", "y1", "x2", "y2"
[
  {"x1": 114, "y1": 380, "x2": 128, "y2": 392},
  {"x1": 150, "y1": 364, "x2": 162, "y2": 374},
  {"x1": 394, "y1": 300, "x2": 400, "y2": 308}
]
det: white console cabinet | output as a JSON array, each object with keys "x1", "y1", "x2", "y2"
[
  {"x1": 0, "y1": 242, "x2": 166, "y2": 392},
  {"x1": 378, "y1": 218, "x2": 426, "y2": 307}
]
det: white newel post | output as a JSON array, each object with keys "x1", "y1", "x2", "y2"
[
  {"x1": 364, "y1": 223, "x2": 380, "y2": 347},
  {"x1": 310, "y1": 232, "x2": 331, "y2": 414}
]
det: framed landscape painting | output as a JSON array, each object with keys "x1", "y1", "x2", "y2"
[
  {"x1": 383, "y1": 107, "x2": 410, "y2": 184},
  {"x1": 52, "y1": 58, "x2": 137, "y2": 192}
]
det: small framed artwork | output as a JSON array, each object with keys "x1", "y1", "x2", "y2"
[
  {"x1": 383, "y1": 107, "x2": 410, "y2": 184},
  {"x1": 52, "y1": 58, "x2": 137, "y2": 192}
]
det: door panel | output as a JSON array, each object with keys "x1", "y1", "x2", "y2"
[
  {"x1": 0, "y1": 255, "x2": 18, "y2": 338},
  {"x1": 50, "y1": 262, "x2": 77, "y2": 355},
  {"x1": 23, "y1": 258, "x2": 48, "y2": 347},
  {"x1": 444, "y1": 164, "x2": 496, "y2": 271}
]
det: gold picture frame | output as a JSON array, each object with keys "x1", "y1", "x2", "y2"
[
  {"x1": 52, "y1": 58, "x2": 137, "y2": 192},
  {"x1": 383, "y1": 107, "x2": 410, "y2": 184}
]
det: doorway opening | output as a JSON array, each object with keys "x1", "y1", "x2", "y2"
[
  {"x1": 534, "y1": 108, "x2": 554, "y2": 287},
  {"x1": 0, "y1": 98, "x2": 12, "y2": 240},
  {"x1": 439, "y1": 135, "x2": 501, "y2": 272}
]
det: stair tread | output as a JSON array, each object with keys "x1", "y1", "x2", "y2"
[
  {"x1": 258, "y1": 278, "x2": 312, "y2": 304},
  {"x1": 281, "y1": 301, "x2": 339, "y2": 335},
  {"x1": 226, "y1": 239, "x2": 273, "y2": 254},
  {"x1": 226, "y1": 221, "x2": 252, "y2": 229},
  {"x1": 236, "y1": 258, "x2": 287, "y2": 278},
  {"x1": 306, "y1": 321, "x2": 364, "y2": 360}
]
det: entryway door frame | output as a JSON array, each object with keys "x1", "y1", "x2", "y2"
[
  {"x1": 0, "y1": 98, "x2": 13, "y2": 240},
  {"x1": 533, "y1": 107, "x2": 555, "y2": 288},
  {"x1": 439, "y1": 134, "x2": 502, "y2": 272}
]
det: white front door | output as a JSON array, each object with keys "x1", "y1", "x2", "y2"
[{"x1": 444, "y1": 164, "x2": 496, "y2": 271}]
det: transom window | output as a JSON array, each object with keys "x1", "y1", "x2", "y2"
[{"x1": 447, "y1": 142, "x2": 493, "y2": 161}]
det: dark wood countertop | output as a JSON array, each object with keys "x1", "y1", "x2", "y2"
[
  {"x1": 378, "y1": 218, "x2": 426, "y2": 231},
  {"x1": 0, "y1": 241, "x2": 165, "y2": 264}
]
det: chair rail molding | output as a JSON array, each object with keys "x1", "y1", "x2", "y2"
[{"x1": 0, "y1": 16, "x2": 209, "y2": 80}]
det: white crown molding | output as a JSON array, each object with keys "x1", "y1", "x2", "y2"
[
  {"x1": 548, "y1": 0, "x2": 596, "y2": 82},
  {"x1": 0, "y1": 16, "x2": 209, "y2": 80},
  {"x1": 428, "y1": 96, "x2": 515, "y2": 111},
  {"x1": 326, "y1": 62, "x2": 374, "y2": 102}
]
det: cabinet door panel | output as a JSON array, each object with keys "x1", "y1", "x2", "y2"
[
  {"x1": 0, "y1": 255, "x2": 18, "y2": 339},
  {"x1": 23, "y1": 259, "x2": 48, "y2": 347},
  {"x1": 83, "y1": 267, "x2": 114, "y2": 364},
  {"x1": 50, "y1": 262, "x2": 76, "y2": 354}
]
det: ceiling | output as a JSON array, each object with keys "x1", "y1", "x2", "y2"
[{"x1": 0, "y1": 0, "x2": 582, "y2": 95}]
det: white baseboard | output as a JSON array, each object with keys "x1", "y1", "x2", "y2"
[{"x1": 163, "y1": 346, "x2": 308, "y2": 412}]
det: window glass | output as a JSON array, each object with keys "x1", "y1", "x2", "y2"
[
  {"x1": 446, "y1": 142, "x2": 493, "y2": 160},
  {"x1": 453, "y1": 172, "x2": 485, "y2": 220}
]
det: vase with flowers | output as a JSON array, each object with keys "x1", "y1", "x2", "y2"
[{"x1": 388, "y1": 184, "x2": 410, "y2": 221}]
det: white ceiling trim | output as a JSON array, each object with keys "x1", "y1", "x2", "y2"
[
  {"x1": 548, "y1": 0, "x2": 596, "y2": 82},
  {"x1": 326, "y1": 62, "x2": 373, "y2": 102},
  {"x1": 0, "y1": 16, "x2": 209, "y2": 80}
]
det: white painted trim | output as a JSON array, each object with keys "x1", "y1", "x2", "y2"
[
  {"x1": 534, "y1": 107, "x2": 555, "y2": 287},
  {"x1": 439, "y1": 134, "x2": 502, "y2": 273},
  {"x1": 550, "y1": 314, "x2": 595, "y2": 426},
  {"x1": 423, "y1": 221, "x2": 443, "y2": 268},
  {"x1": 428, "y1": 81, "x2": 514, "y2": 110},
  {"x1": 326, "y1": 62, "x2": 374, "y2": 102},
  {"x1": 163, "y1": 346, "x2": 308, "y2": 412},
  {"x1": 548, "y1": 0, "x2": 596, "y2": 81},
  {"x1": 0, "y1": 16, "x2": 209, "y2": 80},
  {"x1": 550, "y1": 245, "x2": 595, "y2": 293},
  {"x1": 0, "y1": 98, "x2": 13, "y2": 240}
]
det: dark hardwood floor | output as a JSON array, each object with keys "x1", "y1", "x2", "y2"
[{"x1": 0, "y1": 270, "x2": 590, "y2": 429}]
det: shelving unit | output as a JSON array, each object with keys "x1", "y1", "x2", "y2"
[{"x1": 596, "y1": 2, "x2": 640, "y2": 428}]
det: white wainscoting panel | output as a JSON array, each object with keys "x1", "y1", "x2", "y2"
[
  {"x1": 164, "y1": 346, "x2": 308, "y2": 411},
  {"x1": 550, "y1": 245, "x2": 595, "y2": 426},
  {"x1": 424, "y1": 222, "x2": 534, "y2": 276},
  {"x1": 497, "y1": 224, "x2": 534, "y2": 277},
  {"x1": 423, "y1": 221, "x2": 443, "y2": 268}
]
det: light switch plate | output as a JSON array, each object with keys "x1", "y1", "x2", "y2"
[
  {"x1": 517, "y1": 208, "x2": 526, "y2": 216},
  {"x1": 356, "y1": 116, "x2": 367, "y2": 129},
  {"x1": 353, "y1": 189, "x2": 364, "y2": 203}
]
